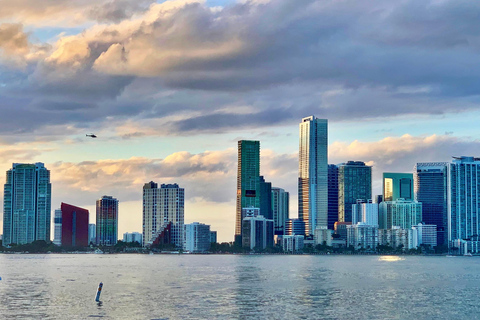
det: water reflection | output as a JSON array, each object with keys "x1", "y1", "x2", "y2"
[{"x1": 378, "y1": 256, "x2": 405, "y2": 262}]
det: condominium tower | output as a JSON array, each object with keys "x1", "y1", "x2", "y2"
[
  {"x1": 96, "y1": 195, "x2": 118, "y2": 246},
  {"x1": 143, "y1": 182, "x2": 185, "y2": 248},
  {"x1": 271, "y1": 187, "x2": 289, "y2": 235},
  {"x1": 236, "y1": 140, "x2": 261, "y2": 242},
  {"x1": 3, "y1": 163, "x2": 51, "y2": 246},
  {"x1": 298, "y1": 116, "x2": 328, "y2": 236},
  {"x1": 383, "y1": 172, "x2": 414, "y2": 201}
]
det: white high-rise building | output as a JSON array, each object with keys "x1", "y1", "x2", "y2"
[
  {"x1": 352, "y1": 200, "x2": 379, "y2": 226},
  {"x1": 242, "y1": 214, "x2": 274, "y2": 250},
  {"x1": 410, "y1": 223, "x2": 437, "y2": 249},
  {"x1": 184, "y1": 222, "x2": 211, "y2": 253},
  {"x1": 346, "y1": 223, "x2": 378, "y2": 250},
  {"x1": 143, "y1": 182, "x2": 184, "y2": 248},
  {"x1": 53, "y1": 209, "x2": 62, "y2": 246},
  {"x1": 298, "y1": 116, "x2": 328, "y2": 236}
]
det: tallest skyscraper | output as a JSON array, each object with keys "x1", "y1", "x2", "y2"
[{"x1": 299, "y1": 116, "x2": 328, "y2": 237}]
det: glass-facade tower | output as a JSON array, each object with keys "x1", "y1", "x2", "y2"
[
  {"x1": 96, "y1": 195, "x2": 118, "y2": 246},
  {"x1": 338, "y1": 161, "x2": 372, "y2": 223},
  {"x1": 236, "y1": 140, "x2": 261, "y2": 241},
  {"x1": 447, "y1": 157, "x2": 480, "y2": 245},
  {"x1": 328, "y1": 164, "x2": 339, "y2": 230},
  {"x1": 271, "y1": 187, "x2": 289, "y2": 235},
  {"x1": 3, "y1": 163, "x2": 51, "y2": 246},
  {"x1": 298, "y1": 116, "x2": 328, "y2": 236},
  {"x1": 414, "y1": 162, "x2": 448, "y2": 245},
  {"x1": 383, "y1": 172, "x2": 414, "y2": 202}
]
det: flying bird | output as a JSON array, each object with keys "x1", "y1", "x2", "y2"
[{"x1": 86, "y1": 133, "x2": 97, "y2": 138}]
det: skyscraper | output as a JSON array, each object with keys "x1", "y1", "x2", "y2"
[
  {"x1": 184, "y1": 222, "x2": 211, "y2": 253},
  {"x1": 414, "y1": 162, "x2": 448, "y2": 245},
  {"x1": 236, "y1": 140, "x2": 260, "y2": 242},
  {"x1": 379, "y1": 199, "x2": 422, "y2": 230},
  {"x1": 338, "y1": 161, "x2": 372, "y2": 223},
  {"x1": 259, "y1": 176, "x2": 273, "y2": 219},
  {"x1": 298, "y1": 116, "x2": 328, "y2": 236},
  {"x1": 448, "y1": 156, "x2": 480, "y2": 248},
  {"x1": 327, "y1": 164, "x2": 339, "y2": 230},
  {"x1": 383, "y1": 172, "x2": 414, "y2": 201},
  {"x1": 271, "y1": 187, "x2": 289, "y2": 235},
  {"x1": 3, "y1": 163, "x2": 51, "y2": 246},
  {"x1": 96, "y1": 195, "x2": 118, "y2": 246},
  {"x1": 143, "y1": 182, "x2": 185, "y2": 248}
]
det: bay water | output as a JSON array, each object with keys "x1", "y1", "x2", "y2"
[{"x1": 0, "y1": 254, "x2": 479, "y2": 319}]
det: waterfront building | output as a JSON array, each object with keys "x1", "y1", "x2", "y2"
[
  {"x1": 96, "y1": 195, "x2": 118, "y2": 246},
  {"x1": 259, "y1": 176, "x2": 273, "y2": 219},
  {"x1": 338, "y1": 161, "x2": 372, "y2": 223},
  {"x1": 271, "y1": 187, "x2": 289, "y2": 235},
  {"x1": 236, "y1": 140, "x2": 261, "y2": 242},
  {"x1": 410, "y1": 223, "x2": 437, "y2": 249},
  {"x1": 285, "y1": 219, "x2": 306, "y2": 236},
  {"x1": 414, "y1": 162, "x2": 448, "y2": 246},
  {"x1": 281, "y1": 235, "x2": 304, "y2": 252},
  {"x1": 383, "y1": 172, "x2": 414, "y2": 201},
  {"x1": 378, "y1": 227, "x2": 409, "y2": 250},
  {"x1": 88, "y1": 224, "x2": 96, "y2": 245},
  {"x1": 328, "y1": 164, "x2": 339, "y2": 230},
  {"x1": 298, "y1": 116, "x2": 328, "y2": 236},
  {"x1": 143, "y1": 182, "x2": 185, "y2": 248},
  {"x1": 242, "y1": 214, "x2": 274, "y2": 250},
  {"x1": 60, "y1": 203, "x2": 89, "y2": 247},
  {"x1": 374, "y1": 195, "x2": 383, "y2": 204},
  {"x1": 379, "y1": 199, "x2": 422, "y2": 230},
  {"x1": 210, "y1": 231, "x2": 217, "y2": 243},
  {"x1": 2, "y1": 163, "x2": 51, "y2": 246},
  {"x1": 352, "y1": 200, "x2": 379, "y2": 226},
  {"x1": 346, "y1": 223, "x2": 378, "y2": 251},
  {"x1": 53, "y1": 209, "x2": 62, "y2": 246},
  {"x1": 314, "y1": 227, "x2": 333, "y2": 246},
  {"x1": 448, "y1": 156, "x2": 480, "y2": 251},
  {"x1": 123, "y1": 232, "x2": 142, "y2": 244},
  {"x1": 184, "y1": 222, "x2": 211, "y2": 253}
]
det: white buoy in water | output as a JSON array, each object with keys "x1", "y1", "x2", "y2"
[{"x1": 95, "y1": 282, "x2": 103, "y2": 302}]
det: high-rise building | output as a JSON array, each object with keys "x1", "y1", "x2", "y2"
[
  {"x1": 2, "y1": 163, "x2": 51, "y2": 246},
  {"x1": 327, "y1": 164, "x2": 339, "y2": 230},
  {"x1": 60, "y1": 203, "x2": 89, "y2": 247},
  {"x1": 88, "y1": 224, "x2": 96, "y2": 245},
  {"x1": 236, "y1": 140, "x2": 261, "y2": 242},
  {"x1": 281, "y1": 235, "x2": 304, "y2": 252},
  {"x1": 184, "y1": 222, "x2": 211, "y2": 252},
  {"x1": 448, "y1": 156, "x2": 480, "y2": 248},
  {"x1": 210, "y1": 231, "x2": 217, "y2": 243},
  {"x1": 298, "y1": 116, "x2": 328, "y2": 236},
  {"x1": 338, "y1": 161, "x2": 372, "y2": 223},
  {"x1": 410, "y1": 223, "x2": 437, "y2": 249},
  {"x1": 259, "y1": 176, "x2": 272, "y2": 219},
  {"x1": 383, "y1": 172, "x2": 414, "y2": 201},
  {"x1": 96, "y1": 195, "x2": 118, "y2": 246},
  {"x1": 379, "y1": 199, "x2": 422, "y2": 230},
  {"x1": 378, "y1": 226, "x2": 409, "y2": 249},
  {"x1": 143, "y1": 182, "x2": 185, "y2": 248},
  {"x1": 53, "y1": 209, "x2": 62, "y2": 246},
  {"x1": 242, "y1": 214, "x2": 274, "y2": 250},
  {"x1": 352, "y1": 200, "x2": 379, "y2": 226},
  {"x1": 271, "y1": 187, "x2": 289, "y2": 235},
  {"x1": 414, "y1": 162, "x2": 448, "y2": 245}
]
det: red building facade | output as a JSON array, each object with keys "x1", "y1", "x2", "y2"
[{"x1": 61, "y1": 203, "x2": 89, "y2": 247}]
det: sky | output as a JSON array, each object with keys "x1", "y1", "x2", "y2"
[{"x1": 1, "y1": 0, "x2": 480, "y2": 243}]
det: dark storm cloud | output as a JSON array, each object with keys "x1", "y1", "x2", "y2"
[{"x1": 2, "y1": 0, "x2": 480, "y2": 139}]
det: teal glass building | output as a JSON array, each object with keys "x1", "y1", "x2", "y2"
[
  {"x1": 235, "y1": 140, "x2": 261, "y2": 240},
  {"x1": 383, "y1": 172, "x2": 414, "y2": 201}
]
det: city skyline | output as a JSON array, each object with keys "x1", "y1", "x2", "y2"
[{"x1": 3, "y1": 0, "x2": 480, "y2": 243}]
